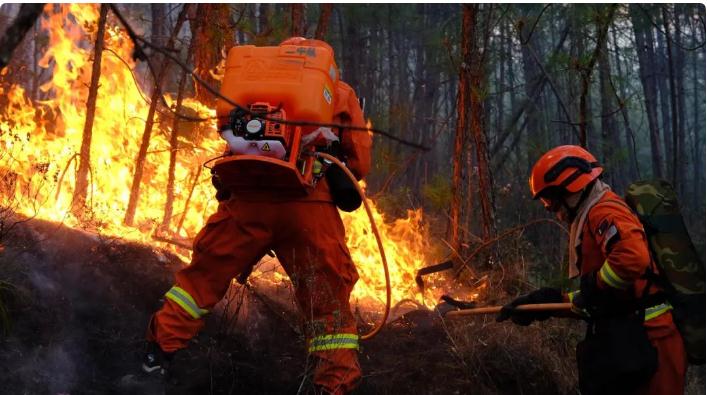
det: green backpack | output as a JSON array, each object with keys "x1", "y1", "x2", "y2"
[{"x1": 624, "y1": 179, "x2": 705, "y2": 365}]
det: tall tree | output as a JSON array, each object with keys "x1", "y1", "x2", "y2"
[
  {"x1": 467, "y1": 4, "x2": 496, "y2": 243},
  {"x1": 315, "y1": 4, "x2": 333, "y2": 39},
  {"x1": 448, "y1": 4, "x2": 472, "y2": 252},
  {"x1": 597, "y1": 7, "x2": 623, "y2": 188},
  {"x1": 71, "y1": 4, "x2": 108, "y2": 212},
  {"x1": 291, "y1": 3, "x2": 305, "y2": 36},
  {"x1": 672, "y1": 4, "x2": 688, "y2": 197},
  {"x1": 629, "y1": 4, "x2": 664, "y2": 178},
  {"x1": 662, "y1": 5, "x2": 680, "y2": 187},
  {"x1": 124, "y1": 6, "x2": 189, "y2": 226},
  {"x1": 190, "y1": 4, "x2": 235, "y2": 106},
  {"x1": 578, "y1": 5, "x2": 616, "y2": 148},
  {"x1": 518, "y1": 4, "x2": 545, "y2": 169},
  {"x1": 610, "y1": 23, "x2": 640, "y2": 181}
]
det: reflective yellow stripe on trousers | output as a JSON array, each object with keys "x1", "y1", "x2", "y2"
[
  {"x1": 165, "y1": 286, "x2": 208, "y2": 319},
  {"x1": 308, "y1": 333, "x2": 359, "y2": 353}
]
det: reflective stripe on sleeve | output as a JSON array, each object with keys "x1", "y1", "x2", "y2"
[
  {"x1": 165, "y1": 286, "x2": 208, "y2": 319},
  {"x1": 308, "y1": 333, "x2": 359, "y2": 353},
  {"x1": 599, "y1": 260, "x2": 631, "y2": 289},
  {"x1": 644, "y1": 302, "x2": 672, "y2": 321}
]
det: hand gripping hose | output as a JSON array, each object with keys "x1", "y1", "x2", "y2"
[{"x1": 315, "y1": 152, "x2": 391, "y2": 340}]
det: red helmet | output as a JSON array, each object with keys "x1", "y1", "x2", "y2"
[{"x1": 529, "y1": 145, "x2": 603, "y2": 208}]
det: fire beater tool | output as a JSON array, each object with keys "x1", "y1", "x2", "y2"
[{"x1": 444, "y1": 303, "x2": 572, "y2": 317}]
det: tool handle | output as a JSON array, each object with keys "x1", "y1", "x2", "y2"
[{"x1": 445, "y1": 302, "x2": 572, "y2": 317}]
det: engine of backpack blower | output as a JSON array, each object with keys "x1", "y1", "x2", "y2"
[{"x1": 212, "y1": 42, "x2": 340, "y2": 196}]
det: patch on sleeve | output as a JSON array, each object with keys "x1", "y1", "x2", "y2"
[
  {"x1": 601, "y1": 223, "x2": 620, "y2": 252},
  {"x1": 596, "y1": 219, "x2": 609, "y2": 236}
]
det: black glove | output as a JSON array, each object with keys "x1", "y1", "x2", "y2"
[
  {"x1": 574, "y1": 271, "x2": 616, "y2": 318},
  {"x1": 496, "y1": 287, "x2": 563, "y2": 326}
]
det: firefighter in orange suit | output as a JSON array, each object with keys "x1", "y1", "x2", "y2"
[
  {"x1": 143, "y1": 38, "x2": 372, "y2": 395},
  {"x1": 497, "y1": 145, "x2": 686, "y2": 394}
]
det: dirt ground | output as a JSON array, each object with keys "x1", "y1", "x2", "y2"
[{"x1": 0, "y1": 219, "x2": 703, "y2": 394}]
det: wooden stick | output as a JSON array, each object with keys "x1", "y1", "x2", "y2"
[{"x1": 445, "y1": 303, "x2": 572, "y2": 317}]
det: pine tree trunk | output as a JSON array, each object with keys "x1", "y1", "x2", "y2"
[
  {"x1": 611, "y1": 24, "x2": 640, "y2": 181},
  {"x1": 291, "y1": 4, "x2": 305, "y2": 36},
  {"x1": 519, "y1": 5, "x2": 543, "y2": 169},
  {"x1": 468, "y1": 5, "x2": 496, "y2": 243},
  {"x1": 162, "y1": 53, "x2": 191, "y2": 231},
  {"x1": 655, "y1": 27, "x2": 673, "y2": 175},
  {"x1": 124, "y1": 6, "x2": 189, "y2": 226},
  {"x1": 258, "y1": 4, "x2": 270, "y2": 36},
  {"x1": 579, "y1": 5, "x2": 616, "y2": 149},
  {"x1": 191, "y1": 4, "x2": 235, "y2": 106},
  {"x1": 71, "y1": 4, "x2": 108, "y2": 212},
  {"x1": 691, "y1": 11, "x2": 703, "y2": 208},
  {"x1": 629, "y1": 4, "x2": 664, "y2": 178},
  {"x1": 662, "y1": 6, "x2": 680, "y2": 187},
  {"x1": 599, "y1": 30, "x2": 622, "y2": 189},
  {"x1": 315, "y1": 4, "x2": 333, "y2": 39},
  {"x1": 673, "y1": 4, "x2": 687, "y2": 197},
  {"x1": 448, "y1": 4, "x2": 472, "y2": 252}
]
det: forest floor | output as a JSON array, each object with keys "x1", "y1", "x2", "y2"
[{"x1": 0, "y1": 217, "x2": 704, "y2": 395}]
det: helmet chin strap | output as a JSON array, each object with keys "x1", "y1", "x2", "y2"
[{"x1": 561, "y1": 180, "x2": 597, "y2": 222}]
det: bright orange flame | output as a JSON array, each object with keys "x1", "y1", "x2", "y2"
[
  {"x1": 1, "y1": 4, "x2": 220, "y2": 243},
  {"x1": 0, "y1": 4, "x2": 447, "y2": 314}
]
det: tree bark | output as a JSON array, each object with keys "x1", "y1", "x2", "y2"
[
  {"x1": 71, "y1": 4, "x2": 108, "y2": 212},
  {"x1": 190, "y1": 4, "x2": 235, "y2": 105},
  {"x1": 448, "y1": 4, "x2": 472, "y2": 252},
  {"x1": 518, "y1": 4, "x2": 544, "y2": 169},
  {"x1": 673, "y1": 4, "x2": 687, "y2": 197},
  {"x1": 124, "y1": 6, "x2": 189, "y2": 226},
  {"x1": 610, "y1": 23, "x2": 640, "y2": 181},
  {"x1": 579, "y1": 5, "x2": 616, "y2": 148},
  {"x1": 629, "y1": 4, "x2": 664, "y2": 178},
  {"x1": 662, "y1": 6, "x2": 680, "y2": 187},
  {"x1": 691, "y1": 7, "x2": 704, "y2": 208},
  {"x1": 291, "y1": 3, "x2": 305, "y2": 36},
  {"x1": 315, "y1": 4, "x2": 333, "y2": 39},
  {"x1": 655, "y1": 24, "x2": 673, "y2": 175},
  {"x1": 162, "y1": 52, "x2": 191, "y2": 231},
  {"x1": 598, "y1": 25, "x2": 623, "y2": 189},
  {"x1": 467, "y1": 5, "x2": 496, "y2": 243}
]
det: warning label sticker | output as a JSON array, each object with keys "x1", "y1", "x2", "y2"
[
  {"x1": 323, "y1": 86, "x2": 332, "y2": 104},
  {"x1": 261, "y1": 142, "x2": 271, "y2": 152}
]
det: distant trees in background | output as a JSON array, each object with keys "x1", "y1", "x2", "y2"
[{"x1": 0, "y1": 3, "x2": 704, "y2": 260}]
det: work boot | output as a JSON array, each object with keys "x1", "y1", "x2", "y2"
[{"x1": 142, "y1": 341, "x2": 174, "y2": 376}]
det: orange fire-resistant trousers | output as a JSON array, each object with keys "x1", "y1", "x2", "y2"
[
  {"x1": 636, "y1": 314, "x2": 687, "y2": 395},
  {"x1": 147, "y1": 199, "x2": 361, "y2": 394}
]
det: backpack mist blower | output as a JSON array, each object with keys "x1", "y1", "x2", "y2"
[{"x1": 210, "y1": 40, "x2": 391, "y2": 340}]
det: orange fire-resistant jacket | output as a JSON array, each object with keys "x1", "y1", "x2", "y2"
[
  {"x1": 566, "y1": 190, "x2": 686, "y2": 395},
  {"x1": 148, "y1": 82, "x2": 371, "y2": 394}
]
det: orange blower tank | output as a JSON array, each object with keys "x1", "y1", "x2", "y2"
[
  {"x1": 212, "y1": 43, "x2": 340, "y2": 196},
  {"x1": 217, "y1": 44, "x2": 338, "y2": 126}
]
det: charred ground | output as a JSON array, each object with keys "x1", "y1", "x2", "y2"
[{"x1": 0, "y1": 218, "x2": 703, "y2": 395}]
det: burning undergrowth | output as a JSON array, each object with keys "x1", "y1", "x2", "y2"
[{"x1": 0, "y1": 214, "x2": 578, "y2": 395}]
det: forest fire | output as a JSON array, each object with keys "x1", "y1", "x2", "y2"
[{"x1": 0, "y1": 4, "x2": 447, "y2": 313}]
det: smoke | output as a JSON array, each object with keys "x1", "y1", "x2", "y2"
[{"x1": 0, "y1": 218, "x2": 177, "y2": 393}]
